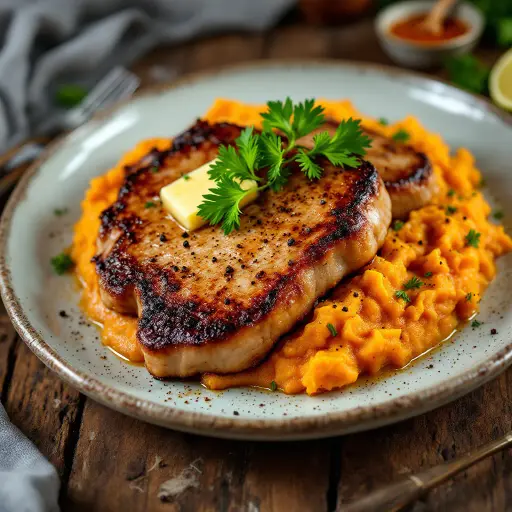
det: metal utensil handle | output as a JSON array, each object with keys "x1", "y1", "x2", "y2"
[{"x1": 342, "y1": 432, "x2": 512, "y2": 512}]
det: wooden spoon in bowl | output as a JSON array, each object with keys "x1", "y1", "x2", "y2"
[{"x1": 421, "y1": 0, "x2": 458, "y2": 35}]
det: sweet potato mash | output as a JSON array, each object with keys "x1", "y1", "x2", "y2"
[{"x1": 72, "y1": 99, "x2": 512, "y2": 395}]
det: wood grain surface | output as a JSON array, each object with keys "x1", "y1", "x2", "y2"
[{"x1": 0, "y1": 19, "x2": 510, "y2": 512}]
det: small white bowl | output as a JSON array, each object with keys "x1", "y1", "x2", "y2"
[{"x1": 375, "y1": 0, "x2": 484, "y2": 69}]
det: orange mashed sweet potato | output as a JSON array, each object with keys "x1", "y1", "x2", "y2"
[{"x1": 72, "y1": 99, "x2": 512, "y2": 395}]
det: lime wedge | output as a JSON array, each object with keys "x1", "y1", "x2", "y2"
[{"x1": 490, "y1": 48, "x2": 512, "y2": 111}]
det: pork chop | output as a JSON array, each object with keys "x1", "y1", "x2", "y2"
[
  {"x1": 298, "y1": 121, "x2": 438, "y2": 218},
  {"x1": 94, "y1": 120, "x2": 392, "y2": 377}
]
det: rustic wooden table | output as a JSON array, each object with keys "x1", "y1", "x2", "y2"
[{"x1": 0, "y1": 20, "x2": 510, "y2": 512}]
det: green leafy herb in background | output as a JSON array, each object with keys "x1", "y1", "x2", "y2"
[
  {"x1": 444, "y1": 54, "x2": 490, "y2": 95},
  {"x1": 55, "y1": 84, "x2": 88, "y2": 108},
  {"x1": 198, "y1": 98, "x2": 371, "y2": 234}
]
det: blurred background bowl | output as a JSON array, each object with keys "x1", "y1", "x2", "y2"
[{"x1": 375, "y1": 0, "x2": 484, "y2": 69}]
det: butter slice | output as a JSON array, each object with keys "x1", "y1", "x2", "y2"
[{"x1": 160, "y1": 159, "x2": 258, "y2": 232}]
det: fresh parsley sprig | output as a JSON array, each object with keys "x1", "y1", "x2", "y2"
[{"x1": 198, "y1": 98, "x2": 371, "y2": 234}]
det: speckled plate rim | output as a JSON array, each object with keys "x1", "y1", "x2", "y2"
[{"x1": 1, "y1": 59, "x2": 512, "y2": 441}]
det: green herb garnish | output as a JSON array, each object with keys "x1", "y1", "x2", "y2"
[
  {"x1": 424, "y1": 271, "x2": 433, "y2": 278},
  {"x1": 197, "y1": 98, "x2": 371, "y2": 234},
  {"x1": 270, "y1": 380, "x2": 277, "y2": 392},
  {"x1": 466, "y1": 292, "x2": 473, "y2": 302},
  {"x1": 395, "y1": 290, "x2": 411, "y2": 303},
  {"x1": 51, "y1": 253, "x2": 74, "y2": 275},
  {"x1": 391, "y1": 129, "x2": 410, "y2": 143},
  {"x1": 403, "y1": 277, "x2": 423, "y2": 290},
  {"x1": 447, "y1": 189, "x2": 455, "y2": 197},
  {"x1": 392, "y1": 220, "x2": 404, "y2": 232},
  {"x1": 471, "y1": 319, "x2": 482, "y2": 328},
  {"x1": 465, "y1": 229, "x2": 481, "y2": 248},
  {"x1": 54, "y1": 208, "x2": 68, "y2": 216},
  {"x1": 183, "y1": 175, "x2": 191, "y2": 181},
  {"x1": 327, "y1": 323, "x2": 338, "y2": 337},
  {"x1": 144, "y1": 201, "x2": 157, "y2": 209},
  {"x1": 445, "y1": 54, "x2": 490, "y2": 95},
  {"x1": 55, "y1": 84, "x2": 88, "y2": 108},
  {"x1": 378, "y1": 117, "x2": 389, "y2": 126},
  {"x1": 150, "y1": 166, "x2": 159, "y2": 173},
  {"x1": 446, "y1": 206, "x2": 457, "y2": 215},
  {"x1": 493, "y1": 210, "x2": 504, "y2": 220}
]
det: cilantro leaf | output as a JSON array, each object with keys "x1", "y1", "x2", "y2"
[
  {"x1": 208, "y1": 131, "x2": 260, "y2": 183},
  {"x1": 465, "y1": 229, "x2": 481, "y2": 248},
  {"x1": 378, "y1": 117, "x2": 389, "y2": 126},
  {"x1": 466, "y1": 292, "x2": 473, "y2": 302},
  {"x1": 392, "y1": 129, "x2": 410, "y2": 143},
  {"x1": 392, "y1": 220, "x2": 404, "y2": 231},
  {"x1": 424, "y1": 271, "x2": 433, "y2": 277},
  {"x1": 395, "y1": 290, "x2": 411, "y2": 303},
  {"x1": 197, "y1": 175, "x2": 255, "y2": 235},
  {"x1": 446, "y1": 205, "x2": 458, "y2": 215},
  {"x1": 493, "y1": 210, "x2": 504, "y2": 220},
  {"x1": 327, "y1": 323, "x2": 338, "y2": 336},
  {"x1": 296, "y1": 149, "x2": 323, "y2": 180},
  {"x1": 471, "y1": 319, "x2": 482, "y2": 328},
  {"x1": 403, "y1": 277, "x2": 423, "y2": 290},
  {"x1": 259, "y1": 132, "x2": 288, "y2": 191},
  {"x1": 309, "y1": 118, "x2": 371, "y2": 168},
  {"x1": 51, "y1": 253, "x2": 74, "y2": 275},
  {"x1": 291, "y1": 99, "x2": 325, "y2": 138},
  {"x1": 55, "y1": 84, "x2": 87, "y2": 108},
  {"x1": 260, "y1": 98, "x2": 294, "y2": 139}
]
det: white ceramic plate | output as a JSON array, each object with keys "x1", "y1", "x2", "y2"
[{"x1": 1, "y1": 61, "x2": 512, "y2": 441}]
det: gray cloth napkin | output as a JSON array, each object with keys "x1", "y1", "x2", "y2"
[
  {"x1": 0, "y1": 0, "x2": 295, "y2": 152},
  {"x1": 0, "y1": 405, "x2": 59, "y2": 512},
  {"x1": 0, "y1": 1, "x2": 295, "y2": 511}
]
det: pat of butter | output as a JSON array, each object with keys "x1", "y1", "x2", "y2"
[{"x1": 160, "y1": 159, "x2": 258, "y2": 232}]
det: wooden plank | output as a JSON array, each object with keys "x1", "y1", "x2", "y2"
[
  {"x1": 4, "y1": 341, "x2": 84, "y2": 480},
  {"x1": 265, "y1": 24, "x2": 333, "y2": 59},
  {"x1": 182, "y1": 34, "x2": 265, "y2": 73},
  {"x1": 0, "y1": 306, "x2": 18, "y2": 400},
  {"x1": 65, "y1": 400, "x2": 332, "y2": 512},
  {"x1": 336, "y1": 369, "x2": 512, "y2": 511}
]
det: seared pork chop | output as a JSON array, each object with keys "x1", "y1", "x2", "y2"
[
  {"x1": 298, "y1": 121, "x2": 438, "y2": 218},
  {"x1": 95, "y1": 120, "x2": 391, "y2": 377}
]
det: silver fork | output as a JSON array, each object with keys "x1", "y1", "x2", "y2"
[{"x1": 0, "y1": 67, "x2": 140, "y2": 191}]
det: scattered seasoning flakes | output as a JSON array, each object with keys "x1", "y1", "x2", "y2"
[
  {"x1": 183, "y1": 175, "x2": 191, "y2": 181},
  {"x1": 446, "y1": 205, "x2": 457, "y2": 215},
  {"x1": 491, "y1": 328, "x2": 497, "y2": 335},
  {"x1": 270, "y1": 381, "x2": 277, "y2": 392},
  {"x1": 465, "y1": 229, "x2": 481, "y2": 248},
  {"x1": 144, "y1": 201, "x2": 156, "y2": 208},
  {"x1": 466, "y1": 292, "x2": 473, "y2": 302},
  {"x1": 391, "y1": 129, "x2": 410, "y2": 143},
  {"x1": 287, "y1": 238, "x2": 295, "y2": 246},
  {"x1": 471, "y1": 319, "x2": 482, "y2": 328},
  {"x1": 403, "y1": 276, "x2": 423, "y2": 290},
  {"x1": 233, "y1": 410, "x2": 239, "y2": 416},
  {"x1": 327, "y1": 323, "x2": 338, "y2": 337},
  {"x1": 447, "y1": 189, "x2": 455, "y2": 197},
  {"x1": 395, "y1": 290, "x2": 411, "y2": 303},
  {"x1": 392, "y1": 220, "x2": 404, "y2": 232},
  {"x1": 160, "y1": 234, "x2": 167, "y2": 242},
  {"x1": 183, "y1": 240, "x2": 190, "y2": 248},
  {"x1": 150, "y1": 165, "x2": 159, "y2": 173},
  {"x1": 493, "y1": 210, "x2": 504, "y2": 220},
  {"x1": 424, "y1": 271, "x2": 433, "y2": 277},
  {"x1": 182, "y1": 232, "x2": 189, "y2": 238},
  {"x1": 59, "y1": 310, "x2": 68, "y2": 318},
  {"x1": 378, "y1": 117, "x2": 389, "y2": 126},
  {"x1": 51, "y1": 253, "x2": 74, "y2": 275},
  {"x1": 342, "y1": 306, "x2": 349, "y2": 312},
  {"x1": 54, "y1": 208, "x2": 68, "y2": 216}
]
